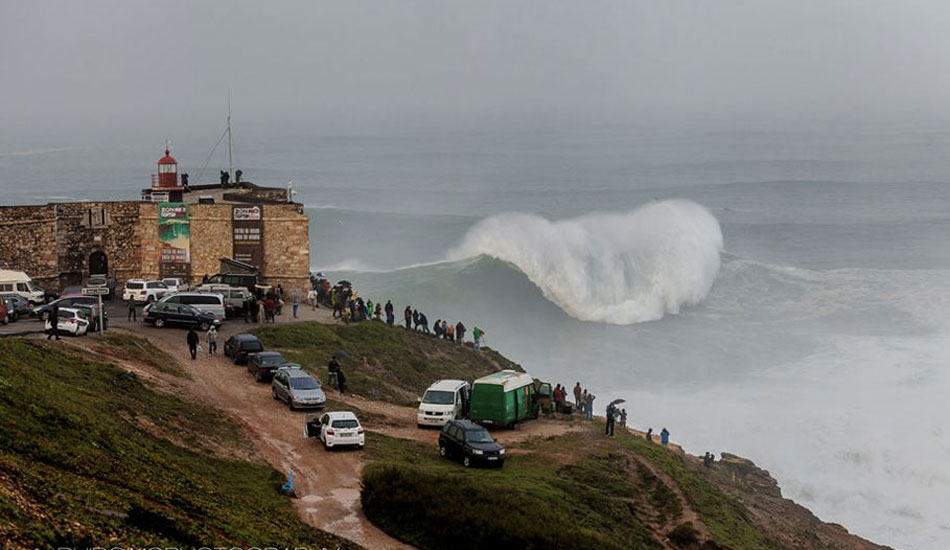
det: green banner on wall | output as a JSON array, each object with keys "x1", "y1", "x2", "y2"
[{"x1": 158, "y1": 202, "x2": 190, "y2": 278}]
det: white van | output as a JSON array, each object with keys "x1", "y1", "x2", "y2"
[
  {"x1": 417, "y1": 379, "x2": 471, "y2": 427},
  {"x1": 156, "y1": 292, "x2": 226, "y2": 319},
  {"x1": 0, "y1": 270, "x2": 47, "y2": 304}
]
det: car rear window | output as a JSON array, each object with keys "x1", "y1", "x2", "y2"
[
  {"x1": 331, "y1": 419, "x2": 359, "y2": 429},
  {"x1": 147, "y1": 282, "x2": 164, "y2": 289},
  {"x1": 127, "y1": 282, "x2": 144, "y2": 289},
  {"x1": 245, "y1": 341, "x2": 263, "y2": 352}
]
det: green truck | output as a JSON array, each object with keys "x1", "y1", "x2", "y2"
[{"x1": 468, "y1": 370, "x2": 538, "y2": 427}]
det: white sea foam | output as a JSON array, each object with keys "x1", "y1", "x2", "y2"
[{"x1": 447, "y1": 200, "x2": 723, "y2": 324}]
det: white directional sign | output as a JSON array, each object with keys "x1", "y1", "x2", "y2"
[{"x1": 82, "y1": 287, "x2": 110, "y2": 296}]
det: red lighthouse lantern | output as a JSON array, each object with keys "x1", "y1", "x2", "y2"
[
  {"x1": 143, "y1": 143, "x2": 185, "y2": 203},
  {"x1": 156, "y1": 147, "x2": 178, "y2": 188}
]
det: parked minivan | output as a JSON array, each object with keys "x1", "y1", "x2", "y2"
[
  {"x1": 194, "y1": 284, "x2": 249, "y2": 316},
  {"x1": 417, "y1": 379, "x2": 471, "y2": 427},
  {"x1": 154, "y1": 292, "x2": 225, "y2": 319},
  {"x1": 0, "y1": 270, "x2": 47, "y2": 304}
]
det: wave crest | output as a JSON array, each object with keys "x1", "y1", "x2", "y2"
[{"x1": 447, "y1": 200, "x2": 723, "y2": 324}]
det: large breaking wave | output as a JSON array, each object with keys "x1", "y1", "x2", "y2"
[{"x1": 447, "y1": 200, "x2": 723, "y2": 324}]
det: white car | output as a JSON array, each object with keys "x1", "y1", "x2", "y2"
[
  {"x1": 417, "y1": 379, "x2": 471, "y2": 427},
  {"x1": 161, "y1": 278, "x2": 188, "y2": 293},
  {"x1": 44, "y1": 307, "x2": 90, "y2": 336},
  {"x1": 305, "y1": 411, "x2": 365, "y2": 450},
  {"x1": 123, "y1": 279, "x2": 168, "y2": 303}
]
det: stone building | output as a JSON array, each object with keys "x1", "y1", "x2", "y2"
[{"x1": 0, "y1": 148, "x2": 311, "y2": 294}]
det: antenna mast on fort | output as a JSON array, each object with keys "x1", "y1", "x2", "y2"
[{"x1": 227, "y1": 89, "x2": 234, "y2": 183}]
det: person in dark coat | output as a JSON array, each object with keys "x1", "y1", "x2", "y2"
[
  {"x1": 412, "y1": 309, "x2": 420, "y2": 330},
  {"x1": 646, "y1": 428, "x2": 653, "y2": 442},
  {"x1": 455, "y1": 321, "x2": 466, "y2": 344},
  {"x1": 385, "y1": 300, "x2": 394, "y2": 327},
  {"x1": 404, "y1": 306, "x2": 412, "y2": 329},
  {"x1": 187, "y1": 328, "x2": 199, "y2": 360},
  {"x1": 47, "y1": 305, "x2": 59, "y2": 340},
  {"x1": 433, "y1": 319, "x2": 443, "y2": 338},
  {"x1": 336, "y1": 368, "x2": 347, "y2": 394},
  {"x1": 605, "y1": 402, "x2": 616, "y2": 437},
  {"x1": 127, "y1": 297, "x2": 136, "y2": 322},
  {"x1": 419, "y1": 312, "x2": 430, "y2": 334}
]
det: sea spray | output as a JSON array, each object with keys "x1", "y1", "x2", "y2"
[{"x1": 448, "y1": 200, "x2": 723, "y2": 324}]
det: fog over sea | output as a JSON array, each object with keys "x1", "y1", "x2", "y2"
[{"x1": 3, "y1": 125, "x2": 949, "y2": 549}]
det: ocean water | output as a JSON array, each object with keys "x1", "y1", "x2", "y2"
[{"x1": 3, "y1": 126, "x2": 950, "y2": 549}]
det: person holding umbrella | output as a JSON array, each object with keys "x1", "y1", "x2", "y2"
[{"x1": 604, "y1": 399, "x2": 625, "y2": 437}]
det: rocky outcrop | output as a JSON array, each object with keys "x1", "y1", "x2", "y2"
[{"x1": 700, "y1": 453, "x2": 892, "y2": 550}]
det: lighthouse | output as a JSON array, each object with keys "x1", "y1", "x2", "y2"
[{"x1": 142, "y1": 144, "x2": 184, "y2": 203}]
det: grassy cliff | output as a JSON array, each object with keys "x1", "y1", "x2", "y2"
[
  {"x1": 254, "y1": 321, "x2": 521, "y2": 405},
  {"x1": 0, "y1": 338, "x2": 360, "y2": 550},
  {"x1": 360, "y1": 426, "x2": 775, "y2": 550}
]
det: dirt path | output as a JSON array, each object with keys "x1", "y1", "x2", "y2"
[
  {"x1": 106, "y1": 308, "x2": 413, "y2": 550},
  {"x1": 64, "y1": 305, "x2": 615, "y2": 550}
]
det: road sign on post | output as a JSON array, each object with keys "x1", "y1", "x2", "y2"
[{"x1": 81, "y1": 287, "x2": 108, "y2": 333}]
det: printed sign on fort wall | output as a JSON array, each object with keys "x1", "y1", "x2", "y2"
[
  {"x1": 232, "y1": 205, "x2": 263, "y2": 269},
  {"x1": 158, "y1": 202, "x2": 191, "y2": 278}
]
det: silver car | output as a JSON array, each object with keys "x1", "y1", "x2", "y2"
[{"x1": 272, "y1": 366, "x2": 327, "y2": 411}]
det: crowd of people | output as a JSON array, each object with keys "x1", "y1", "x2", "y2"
[{"x1": 313, "y1": 276, "x2": 487, "y2": 352}]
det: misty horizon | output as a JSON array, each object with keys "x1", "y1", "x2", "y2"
[{"x1": 5, "y1": 1, "x2": 950, "y2": 139}]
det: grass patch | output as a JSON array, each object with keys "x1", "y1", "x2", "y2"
[
  {"x1": 360, "y1": 431, "x2": 660, "y2": 550},
  {"x1": 619, "y1": 435, "x2": 777, "y2": 550},
  {"x1": 255, "y1": 321, "x2": 521, "y2": 406},
  {"x1": 0, "y1": 338, "x2": 360, "y2": 550}
]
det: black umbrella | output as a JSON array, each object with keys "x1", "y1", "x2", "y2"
[
  {"x1": 337, "y1": 280, "x2": 352, "y2": 287},
  {"x1": 608, "y1": 398, "x2": 626, "y2": 407}
]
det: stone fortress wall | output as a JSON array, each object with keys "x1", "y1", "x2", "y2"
[{"x1": 0, "y1": 200, "x2": 310, "y2": 295}]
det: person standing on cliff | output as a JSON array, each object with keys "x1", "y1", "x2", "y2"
[
  {"x1": 573, "y1": 382, "x2": 582, "y2": 409},
  {"x1": 385, "y1": 300, "x2": 394, "y2": 326},
  {"x1": 646, "y1": 428, "x2": 653, "y2": 442},
  {"x1": 605, "y1": 402, "x2": 616, "y2": 436},
  {"x1": 404, "y1": 306, "x2": 412, "y2": 329},
  {"x1": 473, "y1": 326, "x2": 484, "y2": 350},
  {"x1": 292, "y1": 290, "x2": 299, "y2": 319},
  {"x1": 126, "y1": 297, "x2": 136, "y2": 322},
  {"x1": 586, "y1": 393, "x2": 595, "y2": 420},
  {"x1": 455, "y1": 321, "x2": 466, "y2": 344},
  {"x1": 187, "y1": 328, "x2": 199, "y2": 360},
  {"x1": 660, "y1": 428, "x2": 670, "y2": 447}
]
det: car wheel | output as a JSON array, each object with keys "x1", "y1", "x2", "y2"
[
  {"x1": 41, "y1": 311, "x2": 50, "y2": 322},
  {"x1": 199, "y1": 321, "x2": 210, "y2": 331},
  {"x1": 463, "y1": 456, "x2": 472, "y2": 468},
  {"x1": 255, "y1": 372, "x2": 263, "y2": 383},
  {"x1": 439, "y1": 444, "x2": 448, "y2": 458},
  {"x1": 11, "y1": 312, "x2": 17, "y2": 322},
  {"x1": 154, "y1": 318, "x2": 165, "y2": 328},
  {"x1": 289, "y1": 401, "x2": 296, "y2": 411},
  {"x1": 323, "y1": 439, "x2": 330, "y2": 451},
  {"x1": 272, "y1": 388, "x2": 279, "y2": 400},
  {"x1": 146, "y1": 295, "x2": 155, "y2": 303}
]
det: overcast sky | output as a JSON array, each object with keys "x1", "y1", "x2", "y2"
[{"x1": 3, "y1": 1, "x2": 950, "y2": 138}]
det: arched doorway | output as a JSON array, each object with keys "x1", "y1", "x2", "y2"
[{"x1": 89, "y1": 251, "x2": 108, "y2": 275}]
